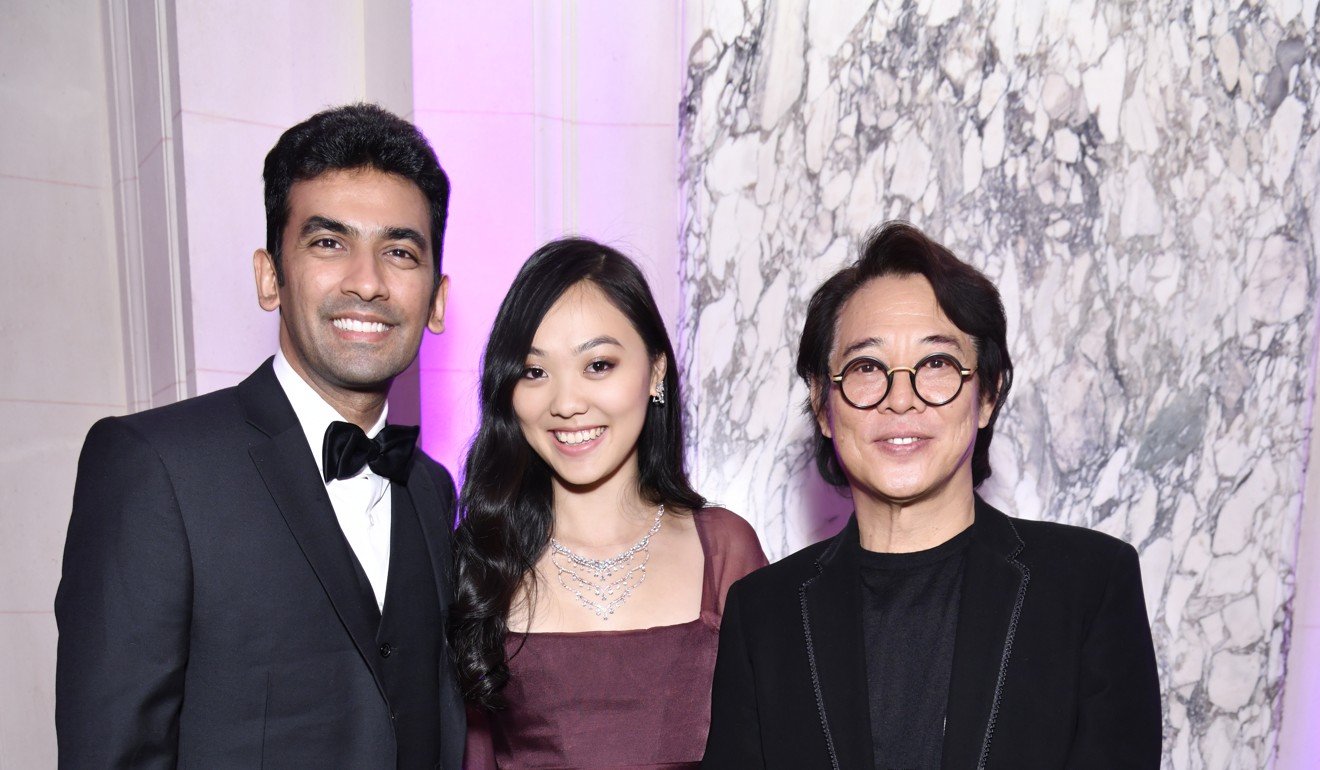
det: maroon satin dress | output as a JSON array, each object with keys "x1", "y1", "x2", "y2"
[{"x1": 465, "y1": 507, "x2": 768, "y2": 769}]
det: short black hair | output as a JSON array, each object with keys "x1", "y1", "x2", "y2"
[
  {"x1": 262, "y1": 103, "x2": 450, "y2": 286},
  {"x1": 795, "y1": 221, "x2": 1014, "y2": 487}
]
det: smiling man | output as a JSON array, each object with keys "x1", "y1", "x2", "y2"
[
  {"x1": 56, "y1": 105, "x2": 465, "y2": 769},
  {"x1": 702, "y1": 223, "x2": 1161, "y2": 769}
]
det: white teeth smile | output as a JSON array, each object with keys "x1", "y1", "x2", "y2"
[
  {"x1": 333, "y1": 318, "x2": 390, "y2": 333},
  {"x1": 885, "y1": 437, "x2": 920, "y2": 445},
  {"x1": 554, "y1": 427, "x2": 605, "y2": 445}
]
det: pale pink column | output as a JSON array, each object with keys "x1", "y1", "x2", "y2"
[
  {"x1": 411, "y1": 2, "x2": 683, "y2": 483},
  {"x1": 1278, "y1": 433, "x2": 1320, "y2": 767},
  {"x1": 411, "y1": 3, "x2": 539, "y2": 480}
]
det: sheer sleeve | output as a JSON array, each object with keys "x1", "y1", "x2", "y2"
[{"x1": 695, "y1": 507, "x2": 769, "y2": 621}]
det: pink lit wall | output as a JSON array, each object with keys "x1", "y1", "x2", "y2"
[
  {"x1": 409, "y1": 3, "x2": 685, "y2": 480},
  {"x1": 1278, "y1": 417, "x2": 1320, "y2": 767}
]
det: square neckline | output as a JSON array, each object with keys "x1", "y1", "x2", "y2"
[{"x1": 512, "y1": 509, "x2": 717, "y2": 639}]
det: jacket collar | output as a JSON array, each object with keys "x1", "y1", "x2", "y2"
[
  {"x1": 403, "y1": 459, "x2": 454, "y2": 615},
  {"x1": 271, "y1": 349, "x2": 389, "y2": 482},
  {"x1": 800, "y1": 515, "x2": 871, "y2": 769},
  {"x1": 238, "y1": 358, "x2": 391, "y2": 700},
  {"x1": 800, "y1": 495, "x2": 1029, "y2": 770},
  {"x1": 236, "y1": 358, "x2": 299, "y2": 438},
  {"x1": 942, "y1": 496, "x2": 1029, "y2": 769}
]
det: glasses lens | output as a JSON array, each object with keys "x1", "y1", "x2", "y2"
[
  {"x1": 842, "y1": 359, "x2": 888, "y2": 407},
  {"x1": 914, "y1": 355, "x2": 964, "y2": 405}
]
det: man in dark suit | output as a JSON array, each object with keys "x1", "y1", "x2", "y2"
[
  {"x1": 703, "y1": 223, "x2": 1161, "y2": 769},
  {"x1": 55, "y1": 104, "x2": 465, "y2": 769}
]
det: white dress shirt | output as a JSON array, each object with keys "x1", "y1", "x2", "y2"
[{"x1": 273, "y1": 351, "x2": 392, "y2": 611}]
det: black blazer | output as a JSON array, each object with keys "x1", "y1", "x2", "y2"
[
  {"x1": 703, "y1": 496, "x2": 1161, "y2": 769},
  {"x1": 55, "y1": 359, "x2": 466, "y2": 769}
]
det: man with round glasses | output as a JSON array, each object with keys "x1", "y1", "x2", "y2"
[
  {"x1": 703, "y1": 223, "x2": 1161, "y2": 768},
  {"x1": 832, "y1": 352, "x2": 976, "y2": 410}
]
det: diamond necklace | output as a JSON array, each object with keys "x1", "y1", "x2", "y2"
[{"x1": 548, "y1": 504, "x2": 665, "y2": 620}]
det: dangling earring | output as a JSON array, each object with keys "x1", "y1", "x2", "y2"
[{"x1": 650, "y1": 381, "x2": 666, "y2": 406}]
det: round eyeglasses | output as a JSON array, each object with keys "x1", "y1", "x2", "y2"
[{"x1": 830, "y1": 353, "x2": 976, "y2": 409}]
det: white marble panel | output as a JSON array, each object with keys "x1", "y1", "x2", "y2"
[{"x1": 678, "y1": 2, "x2": 1320, "y2": 766}]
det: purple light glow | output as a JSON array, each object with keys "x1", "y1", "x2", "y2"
[
  {"x1": 409, "y1": 3, "x2": 683, "y2": 489},
  {"x1": 411, "y1": 4, "x2": 540, "y2": 482}
]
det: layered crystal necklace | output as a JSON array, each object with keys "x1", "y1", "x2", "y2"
[{"x1": 548, "y1": 504, "x2": 665, "y2": 620}]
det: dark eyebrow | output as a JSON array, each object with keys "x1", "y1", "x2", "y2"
[
  {"x1": 525, "y1": 336, "x2": 623, "y2": 359},
  {"x1": 839, "y1": 334, "x2": 965, "y2": 360},
  {"x1": 300, "y1": 215, "x2": 356, "y2": 239},
  {"x1": 383, "y1": 226, "x2": 428, "y2": 251},
  {"x1": 922, "y1": 334, "x2": 965, "y2": 352},
  {"x1": 300, "y1": 217, "x2": 428, "y2": 253},
  {"x1": 840, "y1": 337, "x2": 884, "y2": 359},
  {"x1": 575, "y1": 336, "x2": 622, "y2": 354}
]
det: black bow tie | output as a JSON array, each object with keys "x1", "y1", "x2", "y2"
[{"x1": 322, "y1": 421, "x2": 419, "y2": 484}]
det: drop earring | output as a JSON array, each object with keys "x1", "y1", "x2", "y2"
[{"x1": 650, "y1": 381, "x2": 666, "y2": 406}]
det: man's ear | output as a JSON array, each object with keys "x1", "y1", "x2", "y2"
[
  {"x1": 977, "y1": 374, "x2": 1001, "y2": 429},
  {"x1": 427, "y1": 274, "x2": 450, "y2": 334},
  {"x1": 254, "y1": 249, "x2": 281, "y2": 311},
  {"x1": 810, "y1": 380, "x2": 833, "y2": 439}
]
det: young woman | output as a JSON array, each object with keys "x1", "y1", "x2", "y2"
[{"x1": 452, "y1": 238, "x2": 766, "y2": 768}]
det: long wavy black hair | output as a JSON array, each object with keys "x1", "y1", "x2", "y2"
[{"x1": 450, "y1": 237, "x2": 705, "y2": 709}]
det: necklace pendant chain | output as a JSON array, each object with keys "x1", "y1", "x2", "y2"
[{"x1": 549, "y1": 504, "x2": 665, "y2": 620}]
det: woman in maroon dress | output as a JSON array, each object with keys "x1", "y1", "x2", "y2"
[{"x1": 451, "y1": 238, "x2": 766, "y2": 768}]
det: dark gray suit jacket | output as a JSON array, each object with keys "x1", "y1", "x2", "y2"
[
  {"x1": 55, "y1": 359, "x2": 465, "y2": 769},
  {"x1": 703, "y1": 496, "x2": 1161, "y2": 769}
]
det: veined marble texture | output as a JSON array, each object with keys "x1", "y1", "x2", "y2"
[{"x1": 677, "y1": 1, "x2": 1320, "y2": 767}]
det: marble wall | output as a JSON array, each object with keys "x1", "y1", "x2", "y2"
[{"x1": 677, "y1": 1, "x2": 1320, "y2": 767}]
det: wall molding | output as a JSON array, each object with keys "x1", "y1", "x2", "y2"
[{"x1": 103, "y1": 0, "x2": 194, "y2": 411}]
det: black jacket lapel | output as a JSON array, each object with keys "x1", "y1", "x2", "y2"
[
  {"x1": 800, "y1": 517, "x2": 872, "y2": 769},
  {"x1": 401, "y1": 461, "x2": 466, "y2": 770},
  {"x1": 238, "y1": 360, "x2": 388, "y2": 701},
  {"x1": 403, "y1": 462, "x2": 453, "y2": 617},
  {"x1": 942, "y1": 497, "x2": 1030, "y2": 769}
]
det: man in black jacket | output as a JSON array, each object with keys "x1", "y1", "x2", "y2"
[
  {"x1": 55, "y1": 104, "x2": 465, "y2": 769},
  {"x1": 703, "y1": 223, "x2": 1161, "y2": 769}
]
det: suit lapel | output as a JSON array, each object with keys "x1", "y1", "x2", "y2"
[
  {"x1": 401, "y1": 460, "x2": 467, "y2": 770},
  {"x1": 942, "y1": 497, "x2": 1030, "y2": 769},
  {"x1": 403, "y1": 462, "x2": 453, "y2": 616},
  {"x1": 238, "y1": 361, "x2": 388, "y2": 701},
  {"x1": 800, "y1": 518, "x2": 872, "y2": 769}
]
